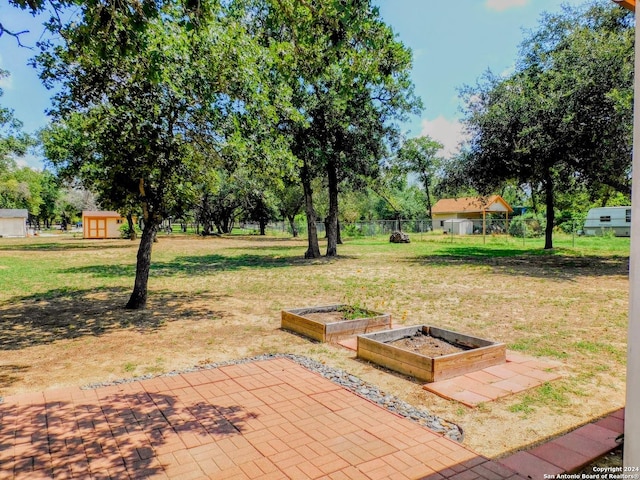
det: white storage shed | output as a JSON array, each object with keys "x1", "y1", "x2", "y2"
[
  {"x1": 0, "y1": 209, "x2": 28, "y2": 237},
  {"x1": 443, "y1": 219, "x2": 474, "y2": 235}
]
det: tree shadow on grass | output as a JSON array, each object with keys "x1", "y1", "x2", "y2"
[
  {"x1": 226, "y1": 244, "x2": 308, "y2": 253},
  {"x1": 409, "y1": 246, "x2": 628, "y2": 280},
  {"x1": 0, "y1": 389, "x2": 257, "y2": 478},
  {"x1": 0, "y1": 287, "x2": 228, "y2": 351},
  {"x1": 62, "y1": 253, "x2": 324, "y2": 278},
  {"x1": 0, "y1": 365, "x2": 30, "y2": 389},
  {"x1": 0, "y1": 241, "x2": 137, "y2": 252}
]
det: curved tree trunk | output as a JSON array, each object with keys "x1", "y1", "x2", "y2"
[
  {"x1": 126, "y1": 220, "x2": 159, "y2": 309},
  {"x1": 287, "y1": 214, "x2": 299, "y2": 237},
  {"x1": 544, "y1": 169, "x2": 554, "y2": 250},
  {"x1": 126, "y1": 213, "x2": 137, "y2": 240},
  {"x1": 325, "y1": 159, "x2": 339, "y2": 257},
  {"x1": 301, "y1": 161, "x2": 321, "y2": 258}
]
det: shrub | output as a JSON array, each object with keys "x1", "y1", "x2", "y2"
[
  {"x1": 342, "y1": 223, "x2": 364, "y2": 238},
  {"x1": 509, "y1": 213, "x2": 545, "y2": 238}
]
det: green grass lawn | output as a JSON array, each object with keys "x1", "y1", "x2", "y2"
[
  {"x1": 0, "y1": 231, "x2": 629, "y2": 300},
  {"x1": 0, "y1": 231, "x2": 630, "y2": 457}
]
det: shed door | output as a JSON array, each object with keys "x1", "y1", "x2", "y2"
[{"x1": 88, "y1": 218, "x2": 107, "y2": 238}]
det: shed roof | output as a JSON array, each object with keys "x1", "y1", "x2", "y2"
[
  {"x1": 432, "y1": 195, "x2": 513, "y2": 214},
  {"x1": 0, "y1": 209, "x2": 29, "y2": 218},
  {"x1": 82, "y1": 210, "x2": 122, "y2": 218}
]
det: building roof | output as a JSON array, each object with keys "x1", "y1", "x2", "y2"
[
  {"x1": 432, "y1": 195, "x2": 513, "y2": 214},
  {"x1": 82, "y1": 211, "x2": 122, "y2": 218},
  {"x1": 0, "y1": 209, "x2": 29, "y2": 218},
  {"x1": 612, "y1": 0, "x2": 635, "y2": 12}
]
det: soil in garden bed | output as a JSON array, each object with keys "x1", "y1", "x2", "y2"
[
  {"x1": 304, "y1": 311, "x2": 352, "y2": 324},
  {"x1": 389, "y1": 332, "x2": 471, "y2": 357}
]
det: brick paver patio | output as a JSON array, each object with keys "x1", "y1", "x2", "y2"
[
  {"x1": 0, "y1": 358, "x2": 526, "y2": 479},
  {"x1": 336, "y1": 340, "x2": 565, "y2": 408},
  {"x1": 423, "y1": 351, "x2": 564, "y2": 407}
]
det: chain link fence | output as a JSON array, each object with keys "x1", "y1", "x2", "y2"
[
  {"x1": 167, "y1": 216, "x2": 622, "y2": 245},
  {"x1": 250, "y1": 218, "x2": 534, "y2": 238}
]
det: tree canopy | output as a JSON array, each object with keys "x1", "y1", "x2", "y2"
[
  {"x1": 395, "y1": 135, "x2": 443, "y2": 219},
  {"x1": 455, "y1": 1, "x2": 633, "y2": 249},
  {"x1": 249, "y1": 0, "x2": 421, "y2": 258},
  {"x1": 39, "y1": 0, "x2": 296, "y2": 308},
  {"x1": 0, "y1": 69, "x2": 34, "y2": 170}
]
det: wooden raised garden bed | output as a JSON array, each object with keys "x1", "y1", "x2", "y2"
[
  {"x1": 357, "y1": 325, "x2": 506, "y2": 383},
  {"x1": 281, "y1": 304, "x2": 391, "y2": 343}
]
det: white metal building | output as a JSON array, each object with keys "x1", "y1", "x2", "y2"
[{"x1": 0, "y1": 209, "x2": 28, "y2": 237}]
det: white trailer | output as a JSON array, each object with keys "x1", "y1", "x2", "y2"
[{"x1": 583, "y1": 206, "x2": 631, "y2": 237}]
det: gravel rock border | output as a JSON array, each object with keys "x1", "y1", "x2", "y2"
[{"x1": 80, "y1": 353, "x2": 463, "y2": 442}]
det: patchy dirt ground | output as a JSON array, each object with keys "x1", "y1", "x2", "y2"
[
  {"x1": 0, "y1": 234, "x2": 628, "y2": 459},
  {"x1": 304, "y1": 311, "x2": 349, "y2": 323}
]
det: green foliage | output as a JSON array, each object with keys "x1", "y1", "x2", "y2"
[
  {"x1": 555, "y1": 210, "x2": 579, "y2": 234},
  {"x1": 0, "y1": 166, "x2": 42, "y2": 211},
  {"x1": 119, "y1": 222, "x2": 140, "y2": 240},
  {"x1": 0, "y1": 70, "x2": 39, "y2": 214},
  {"x1": 458, "y1": 1, "x2": 633, "y2": 249},
  {"x1": 38, "y1": 0, "x2": 300, "y2": 307},
  {"x1": 342, "y1": 223, "x2": 365, "y2": 238},
  {"x1": 0, "y1": 70, "x2": 35, "y2": 168},
  {"x1": 123, "y1": 362, "x2": 137, "y2": 373},
  {"x1": 252, "y1": 0, "x2": 421, "y2": 257},
  {"x1": 338, "y1": 305, "x2": 372, "y2": 321},
  {"x1": 395, "y1": 135, "x2": 443, "y2": 217},
  {"x1": 509, "y1": 212, "x2": 544, "y2": 238},
  {"x1": 367, "y1": 169, "x2": 428, "y2": 221},
  {"x1": 276, "y1": 182, "x2": 305, "y2": 237},
  {"x1": 374, "y1": 184, "x2": 427, "y2": 220}
]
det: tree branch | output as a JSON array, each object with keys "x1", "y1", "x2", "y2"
[{"x1": 0, "y1": 22, "x2": 32, "y2": 48}]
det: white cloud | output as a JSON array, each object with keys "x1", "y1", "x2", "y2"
[
  {"x1": 13, "y1": 153, "x2": 45, "y2": 171},
  {"x1": 0, "y1": 75, "x2": 13, "y2": 90},
  {"x1": 412, "y1": 48, "x2": 425, "y2": 60},
  {"x1": 485, "y1": 0, "x2": 529, "y2": 12},
  {"x1": 0, "y1": 56, "x2": 13, "y2": 90},
  {"x1": 500, "y1": 64, "x2": 516, "y2": 78},
  {"x1": 419, "y1": 116, "x2": 468, "y2": 159}
]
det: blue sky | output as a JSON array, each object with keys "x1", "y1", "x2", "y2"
[
  {"x1": 375, "y1": 0, "x2": 583, "y2": 156},
  {"x1": 1, "y1": 0, "x2": 585, "y2": 168}
]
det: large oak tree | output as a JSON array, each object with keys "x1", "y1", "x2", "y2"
[
  {"x1": 457, "y1": 1, "x2": 633, "y2": 249},
  {"x1": 250, "y1": 0, "x2": 420, "y2": 258},
  {"x1": 40, "y1": 0, "x2": 293, "y2": 308}
]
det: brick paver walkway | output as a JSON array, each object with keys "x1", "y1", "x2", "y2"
[
  {"x1": 336, "y1": 341, "x2": 565, "y2": 408},
  {"x1": 423, "y1": 351, "x2": 564, "y2": 407},
  {"x1": 498, "y1": 408, "x2": 624, "y2": 479},
  {"x1": 0, "y1": 358, "x2": 524, "y2": 480}
]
